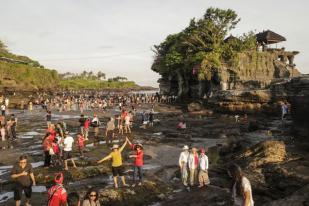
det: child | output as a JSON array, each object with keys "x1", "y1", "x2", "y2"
[{"x1": 77, "y1": 134, "x2": 85, "y2": 158}]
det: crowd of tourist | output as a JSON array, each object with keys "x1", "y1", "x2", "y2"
[{"x1": 0, "y1": 91, "x2": 279, "y2": 206}]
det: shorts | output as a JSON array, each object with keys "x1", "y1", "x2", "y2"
[
  {"x1": 112, "y1": 166, "x2": 124, "y2": 177},
  {"x1": 14, "y1": 184, "x2": 32, "y2": 200},
  {"x1": 63, "y1": 151, "x2": 72, "y2": 160}
]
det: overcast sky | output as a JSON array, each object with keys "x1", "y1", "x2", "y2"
[{"x1": 0, "y1": 0, "x2": 308, "y2": 87}]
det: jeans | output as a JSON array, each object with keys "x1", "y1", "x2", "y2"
[{"x1": 133, "y1": 166, "x2": 143, "y2": 183}]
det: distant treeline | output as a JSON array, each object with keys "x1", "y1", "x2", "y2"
[{"x1": 0, "y1": 40, "x2": 139, "y2": 91}]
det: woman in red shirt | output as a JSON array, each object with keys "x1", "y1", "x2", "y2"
[{"x1": 126, "y1": 137, "x2": 144, "y2": 187}]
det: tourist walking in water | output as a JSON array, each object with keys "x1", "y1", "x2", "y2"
[
  {"x1": 188, "y1": 147, "x2": 199, "y2": 187},
  {"x1": 47, "y1": 172, "x2": 67, "y2": 206},
  {"x1": 43, "y1": 133, "x2": 53, "y2": 168},
  {"x1": 1, "y1": 103, "x2": 6, "y2": 116},
  {"x1": 228, "y1": 164, "x2": 254, "y2": 206},
  {"x1": 63, "y1": 131, "x2": 77, "y2": 170},
  {"x1": 198, "y1": 148, "x2": 210, "y2": 188},
  {"x1": 91, "y1": 114, "x2": 100, "y2": 143},
  {"x1": 281, "y1": 102, "x2": 289, "y2": 122},
  {"x1": 126, "y1": 137, "x2": 144, "y2": 187},
  {"x1": 79, "y1": 114, "x2": 86, "y2": 137},
  {"x1": 46, "y1": 110, "x2": 52, "y2": 128},
  {"x1": 97, "y1": 139, "x2": 129, "y2": 188},
  {"x1": 105, "y1": 117, "x2": 115, "y2": 145},
  {"x1": 10, "y1": 155, "x2": 36, "y2": 206},
  {"x1": 178, "y1": 145, "x2": 189, "y2": 187},
  {"x1": 82, "y1": 188, "x2": 100, "y2": 206}
]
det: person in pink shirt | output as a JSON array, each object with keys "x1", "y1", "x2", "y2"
[
  {"x1": 77, "y1": 134, "x2": 85, "y2": 158},
  {"x1": 126, "y1": 137, "x2": 144, "y2": 187}
]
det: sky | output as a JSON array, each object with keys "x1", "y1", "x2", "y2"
[{"x1": 0, "y1": 0, "x2": 308, "y2": 87}]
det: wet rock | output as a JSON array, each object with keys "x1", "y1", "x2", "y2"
[
  {"x1": 98, "y1": 180, "x2": 171, "y2": 206},
  {"x1": 263, "y1": 184, "x2": 309, "y2": 206},
  {"x1": 187, "y1": 101, "x2": 203, "y2": 112},
  {"x1": 236, "y1": 140, "x2": 287, "y2": 169},
  {"x1": 33, "y1": 165, "x2": 110, "y2": 184}
]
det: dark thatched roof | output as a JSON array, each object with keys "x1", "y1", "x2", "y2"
[
  {"x1": 256, "y1": 30, "x2": 286, "y2": 45},
  {"x1": 224, "y1": 35, "x2": 240, "y2": 43}
]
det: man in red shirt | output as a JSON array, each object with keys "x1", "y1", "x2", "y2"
[
  {"x1": 126, "y1": 137, "x2": 144, "y2": 187},
  {"x1": 47, "y1": 173, "x2": 67, "y2": 206}
]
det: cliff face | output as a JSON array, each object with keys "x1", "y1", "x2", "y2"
[
  {"x1": 0, "y1": 61, "x2": 60, "y2": 93},
  {"x1": 159, "y1": 49, "x2": 300, "y2": 98},
  {"x1": 285, "y1": 75, "x2": 309, "y2": 135}
]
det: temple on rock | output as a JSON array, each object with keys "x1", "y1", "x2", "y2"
[{"x1": 156, "y1": 30, "x2": 301, "y2": 98}]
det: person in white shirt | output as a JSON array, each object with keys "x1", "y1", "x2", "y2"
[
  {"x1": 228, "y1": 164, "x2": 254, "y2": 206},
  {"x1": 188, "y1": 147, "x2": 199, "y2": 186},
  {"x1": 198, "y1": 148, "x2": 210, "y2": 188},
  {"x1": 178, "y1": 145, "x2": 189, "y2": 187},
  {"x1": 63, "y1": 131, "x2": 77, "y2": 170},
  {"x1": 124, "y1": 115, "x2": 131, "y2": 134}
]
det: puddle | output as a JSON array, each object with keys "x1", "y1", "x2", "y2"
[
  {"x1": 24, "y1": 131, "x2": 42, "y2": 136},
  {"x1": 86, "y1": 140, "x2": 120, "y2": 148},
  {"x1": 19, "y1": 135, "x2": 34, "y2": 139},
  {"x1": 29, "y1": 145, "x2": 42, "y2": 149},
  {"x1": 53, "y1": 114, "x2": 80, "y2": 120},
  {"x1": 31, "y1": 161, "x2": 44, "y2": 168},
  {"x1": 0, "y1": 166, "x2": 13, "y2": 170},
  {"x1": 0, "y1": 170, "x2": 9, "y2": 176},
  {"x1": 143, "y1": 164, "x2": 161, "y2": 170},
  {"x1": 32, "y1": 185, "x2": 47, "y2": 193},
  {"x1": 0, "y1": 192, "x2": 14, "y2": 203}
]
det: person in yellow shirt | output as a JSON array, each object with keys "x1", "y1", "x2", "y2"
[{"x1": 97, "y1": 139, "x2": 129, "y2": 188}]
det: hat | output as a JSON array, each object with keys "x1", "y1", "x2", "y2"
[
  {"x1": 134, "y1": 143, "x2": 143, "y2": 150},
  {"x1": 54, "y1": 172, "x2": 64, "y2": 184},
  {"x1": 200, "y1": 148, "x2": 205, "y2": 153},
  {"x1": 112, "y1": 144, "x2": 119, "y2": 149},
  {"x1": 183, "y1": 145, "x2": 189, "y2": 150}
]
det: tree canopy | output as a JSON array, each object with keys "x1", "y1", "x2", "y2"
[{"x1": 151, "y1": 7, "x2": 257, "y2": 80}]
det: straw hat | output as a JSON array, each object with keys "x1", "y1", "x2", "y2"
[
  {"x1": 112, "y1": 144, "x2": 119, "y2": 149},
  {"x1": 134, "y1": 143, "x2": 143, "y2": 150}
]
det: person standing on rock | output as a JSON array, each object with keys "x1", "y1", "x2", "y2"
[
  {"x1": 91, "y1": 114, "x2": 100, "y2": 144},
  {"x1": 281, "y1": 102, "x2": 289, "y2": 122},
  {"x1": 63, "y1": 131, "x2": 77, "y2": 170},
  {"x1": 198, "y1": 148, "x2": 210, "y2": 188},
  {"x1": 47, "y1": 172, "x2": 67, "y2": 206},
  {"x1": 178, "y1": 145, "x2": 189, "y2": 187},
  {"x1": 1, "y1": 103, "x2": 6, "y2": 116},
  {"x1": 97, "y1": 139, "x2": 129, "y2": 188},
  {"x1": 228, "y1": 164, "x2": 254, "y2": 206},
  {"x1": 126, "y1": 137, "x2": 144, "y2": 187},
  {"x1": 105, "y1": 117, "x2": 115, "y2": 145},
  {"x1": 188, "y1": 147, "x2": 199, "y2": 187},
  {"x1": 10, "y1": 155, "x2": 36, "y2": 206},
  {"x1": 79, "y1": 114, "x2": 86, "y2": 137},
  {"x1": 46, "y1": 110, "x2": 52, "y2": 128}
]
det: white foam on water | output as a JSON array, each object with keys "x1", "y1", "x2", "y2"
[
  {"x1": 0, "y1": 192, "x2": 14, "y2": 203},
  {"x1": 153, "y1": 132, "x2": 162, "y2": 136},
  {"x1": 153, "y1": 119, "x2": 160, "y2": 122}
]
